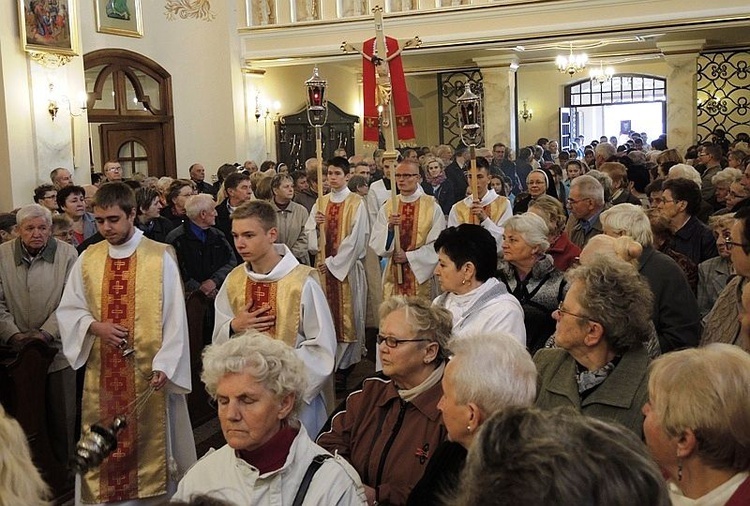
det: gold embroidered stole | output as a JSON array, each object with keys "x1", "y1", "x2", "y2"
[
  {"x1": 315, "y1": 193, "x2": 360, "y2": 343},
  {"x1": 225, "y1": 263, "x2": 316, "y2": 347},
  {"x1": 383, "y1": 194, "x2": 435, "y2": 300},
  {"x1": 454, "y1": 195, "x2": 509, "y2": 225},
  {"x1": 80, "y1": 238, "x2": 167, "y2": 503}
]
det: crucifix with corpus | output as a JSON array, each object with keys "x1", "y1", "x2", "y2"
[{"x1": 342, "y1": 6, "x2": 421, "y2": 284}]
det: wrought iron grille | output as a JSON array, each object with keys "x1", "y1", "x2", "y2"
[
  {"x1": 438, "y1": 69, "x2": 484, "y2": 147},
  {"x1": 697, "y1": 51, "x2": 750, "y2": 143},
  {"x1": 564, "y1": 74, "x2": 666, "y2": 107}
]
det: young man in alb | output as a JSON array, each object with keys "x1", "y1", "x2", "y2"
[
  {"x1": 213, "y1": 200, "x2": 336, "y2": 436},
  {"x1": 305, "y1": 157, "x2": 369, "y2": 390},
  {"x1": 448, "y1": 156, "x2": 512, "y2": 254}
]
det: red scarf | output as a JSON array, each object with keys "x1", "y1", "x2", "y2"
[{"x1": 362, "y1": 36, "x2": 416, "y2": 147}]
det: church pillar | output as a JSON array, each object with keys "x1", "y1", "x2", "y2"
[
  {"x1": 658, "y1": 40, "x2": 705, "y2": 154},
  {"x1": 474, "y1": 56, "x2": 518, "y2": 152}
]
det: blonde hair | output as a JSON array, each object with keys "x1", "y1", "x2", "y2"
[
  {"x1": 648, "y1": 343, "x2": 750, "y2": 472},
  {"x1": 528, "y1": 195, "x2": 566, "y2": 236},
  {"x1": 0, "y1": 406, "x2": 50, "y2": 505}
]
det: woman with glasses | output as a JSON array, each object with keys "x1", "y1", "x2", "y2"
[
  {"x1": 498, "y1": 213, "x2": 566, "y2": 354},
  {"x1": 161, "y1": 179, "x2": 196, "y2": 228},
  {"x1": 317, "y1": 296, "x2": 452, "y2": 506},
  {"x1": 512, "y1": 169, "x2": 549, "y2": 215},
  {"x1": 534, "y1": 255, "x2": 653, "y2": 435}
]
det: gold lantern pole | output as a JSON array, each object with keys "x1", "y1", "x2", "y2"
[
  {"x1": 305, "y1": 66, "x2": 329, "y2": 263},
  {"x1": 457, "y1": 84, "x2": 482, "y2": 224}
]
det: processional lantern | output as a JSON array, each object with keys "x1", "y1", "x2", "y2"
[
  {"x1": 305, "y1": 65, "x2": 328, "y2": 128},
  {"x1": 457, "y1": 83, "x2": 483, "y2": 223}
]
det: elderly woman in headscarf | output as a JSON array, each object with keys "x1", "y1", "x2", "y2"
[
  {"x1": 317, "y1": 296, "x2": 452, "y2": 506},
  {"x1": 643, "y1": 344, "x2": 750, "y2": 505},
  {"x1": 174, "y1": 330, "x2": 366, "y2": 504},
  {"x1": 497, "y1": 213, "x2": 566, "y2": 354},
  {"x1": 528, "y1": 194, "x2": 580, "y2": 271},
  {"x1": 534, "y1": 255, "x2": 653, "y2": 435},
  {"x1": 433, "y1": 224, "x2": 525, "y2": 343},
  {"x1": 406, "y1": 332, "x2": 537, "y2": 505}
]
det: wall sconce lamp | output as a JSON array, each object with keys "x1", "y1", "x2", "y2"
[
  {"x1": 520, "y1": 100, "x2": 533, "y2": 122},
  {"x1": 254, "y1": 92, "x2": 281, "y2": 122},
  {"x1": 48, "y1": 83, "x2": 87, "y2": 121}
]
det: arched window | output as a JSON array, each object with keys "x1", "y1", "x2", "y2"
[{"x1": 84, "y1": 49, "x2": 176, "y2": 177}]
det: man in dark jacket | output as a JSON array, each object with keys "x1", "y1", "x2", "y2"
[
  {"x1": 166, "y1": 193, "x2": 236, "y2": 298},
  {"x1": 216, "y1": 171, "x2": 252, "y2": 262}
]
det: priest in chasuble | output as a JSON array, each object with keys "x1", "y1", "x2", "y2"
[
  {"x1": 213, "y1": 200, "x2": 336, "y2": 437},
  {"x1": 370, "y1": 160, "x2": 446, "y2": 300},
  {"x1": 448, "y1": 156, "x2": 512, "y2": 254},
  {"x1": 305, "y1": 157, "x2": 369, "y2": 374},
  {"x1": 58, "y1": 183, "x2": 196, "y2": 505}
]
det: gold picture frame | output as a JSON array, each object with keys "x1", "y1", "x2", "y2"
[
  {"x1": 95, "y1": 0, "x2": 143, "y2": 38},
  {"x1": 19, "y1": 0, "x2": 80, "y2": 56}
]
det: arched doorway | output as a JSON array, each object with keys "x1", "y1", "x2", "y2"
[
  {"x1": 84, "y1": 49, "x2": 177, "y2": 178},
  {"x1": 562, "y1": 74, "x2": 667, "y2": 149}
]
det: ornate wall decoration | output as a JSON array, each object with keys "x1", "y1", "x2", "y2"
[
  {"x1": 697, "y1": 51, "x2": 750, "y2": 142},
  {"x1": 164, "y1": 0, "x2": 215, "y2": 21},
  {"x1": 438, "y1": 69, "x2": 484, "y2": 148}
]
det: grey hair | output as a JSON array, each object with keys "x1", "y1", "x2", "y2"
[
  {"x1": 600, "y1": 203, "x2": 654, "y2": 248},
  {"x1": 587, "y1": 170, "x2": 613, "y2": 203},
  {"x1": 711, "y1": 167, "x2": 742, "y2": 187},
  {"x1": 185, "y1": 194, "x2": 216, "y2": 220},
  {"x1": 570, "y1": 174, "x2": 605, "y2": 205},
  {"x1": 201, "y1": 330, "x2": 307, "y2": 421},
  {"x1": 452, "y1": 407, "x2": 671, "y2": 506},
  {"x1": 595, "y1": 141, "x2": 617, "y2": 160},
  {"x1": 667, "y1": 164, "x2": 702, "y2": 188},
  {"x1": 449, "y1": 333, "x2": 536, "y2": 417},
  {"x1": 504, "y1": 213, "x2": 550, "y2": 253},
  {"x1": 16, "y1": 204, "x2": 52, "y2": 227},
  {"x1": 379, "y1": 296, "x2": 453, "y2": 361},
  {"x1": 566, "y1": 256, "x2": 653, "y2": 353}
]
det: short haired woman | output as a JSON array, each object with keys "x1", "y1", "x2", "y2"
[
  {"x1": 433, "y1": 224, "x2": 525, "y2": 343},
  {"x1": 161, "y1": 179, "x2": 195, "y2": 228},
  {"x1": 56, "y1": 184, "x2": 97, "y2": 247},
  {"x1": 528, "y1": 195, "x2": 580, "y2": 271},
  {"x1": 698, "y1": 214, "x2": 735, "y2": 317},
  {"x1": 174, "y1": 330, "x2": 366, "y2": 504},
  {"x1": 498, "y1": 213, "x2": 566, "y2": 353},
  {"x1": 534, "y1": 256, "x2": 653, "y2": 435},
  {"x1": 422, "y1": 156, "x2": 455, "y2": 216},
  {"x1": 643, "y1": 343, "x2": 750, "y2": 505},
  {"x1": 135, "y1": 187, "x2": 174, "y2": 243},
  {"x1": 317, "y1": 296, "x2": 452, "y2": 506}
]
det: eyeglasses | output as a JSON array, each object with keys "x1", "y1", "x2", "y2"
[
  {"x1": 394, "y1": 173, "x2": 420, "y2": 179},
  {"x1": 376, "y1": 334, "x2": 433, "y2": 348},
  {"x1": 42, "y1": 195, "x2": 57, "y2": 200},
  {"x1": 555, "y1": 302, "x2": 595, "y2": 322},
  {"x1": 567, "y1": 197, "x2": 591, "y2": 205},
  {"x1": 723, "y1": 231, "x2": 748, "y2": 250}
]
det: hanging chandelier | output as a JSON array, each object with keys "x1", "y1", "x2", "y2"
[
  {"x1": 590, "y1": 62, "x2": 614, "y2": 84},
  {"x1": 556, "y1": 44, "x2": 588, "y2": 75}
]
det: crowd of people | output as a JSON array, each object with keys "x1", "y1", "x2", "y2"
[{"x1": 1, "y1": 131, "x2": 750, "y2": 505}]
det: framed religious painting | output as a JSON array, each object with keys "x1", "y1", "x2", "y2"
[
  {"x1": 19, "y1": 0, "x2": 80, "y2": 56},
  {"x1": 95, "y1": 0, "x2": 143, "y2": 38}
]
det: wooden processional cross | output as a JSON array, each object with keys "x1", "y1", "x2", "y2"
[{"x1": 342, "y1": 7, "x2": 420, "y2": 284}]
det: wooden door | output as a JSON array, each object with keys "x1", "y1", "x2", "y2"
[{"x1": 100, "y1": 123, "x2": 169, "y2": 178}]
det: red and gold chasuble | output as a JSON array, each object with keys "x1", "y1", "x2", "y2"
[
  {"x1": 224, "y1": 263, "x2": 318, "y2": 347},
  {"x1": 454, "y1": 195, "x2": 510, "y2": 225},
  {"x1": 383, "y1": 195, "x2": 436, "y2": 300},
  {"x1": 316, "y1": 193, "x2": 361, "y2": 343},
  {"x1": 80, "y1": 238, "x2": 167, "y2": 504}
]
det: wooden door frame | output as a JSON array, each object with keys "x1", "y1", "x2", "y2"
[{"x1": 84, "y1": 49, "x2": 177, "y2": 177}]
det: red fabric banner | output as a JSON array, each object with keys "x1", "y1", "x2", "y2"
[{"x1": 362, "y1": 36, "x2": 416, "y2": 147}]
